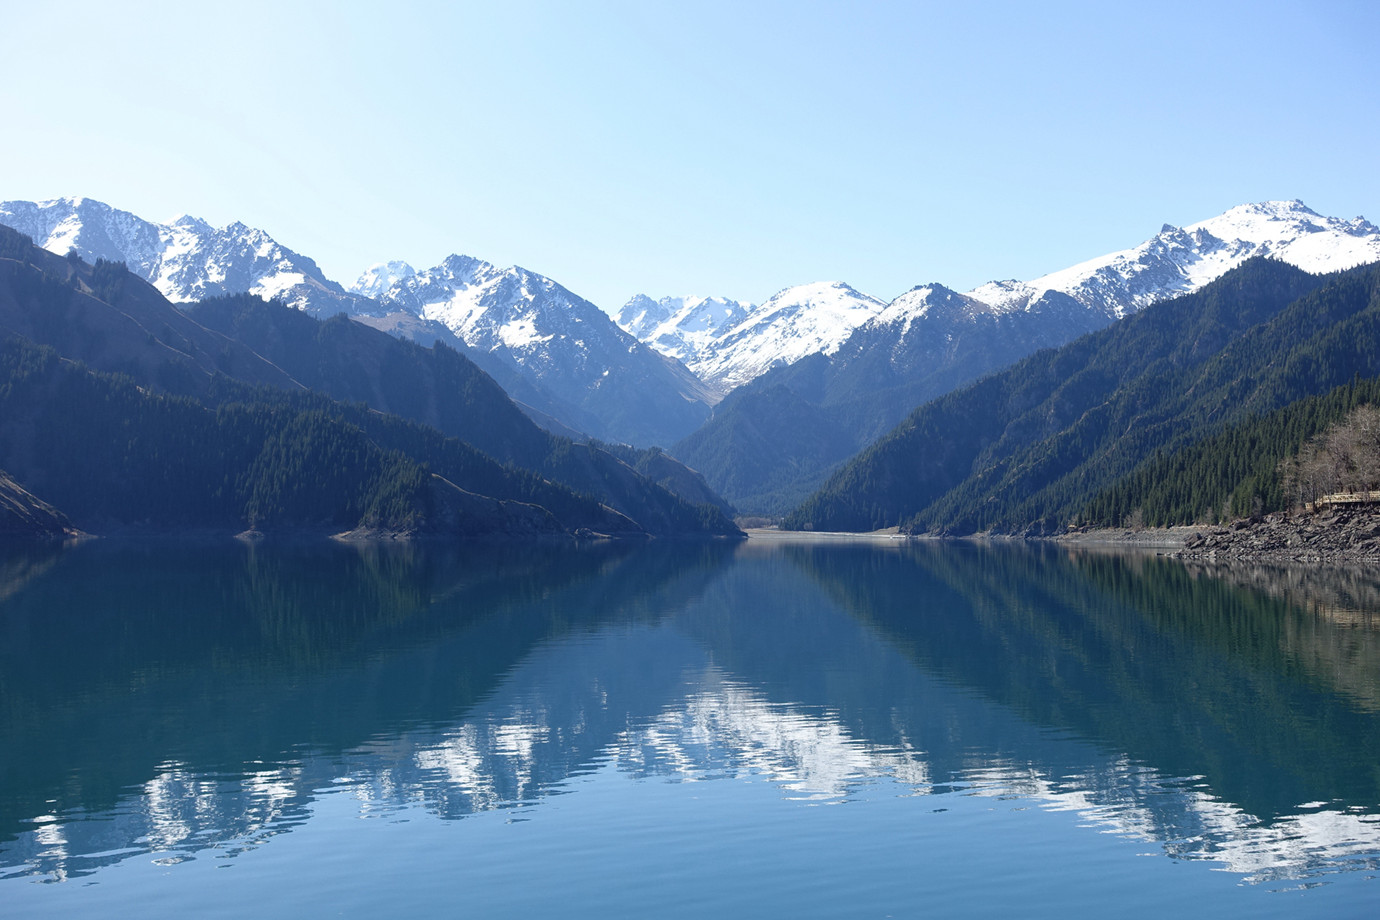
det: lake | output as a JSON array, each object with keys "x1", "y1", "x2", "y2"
[{"x1": 0, "y1": 535, "x2": 1376, "y2": 917}]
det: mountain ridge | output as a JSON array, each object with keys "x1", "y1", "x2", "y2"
[
  {"x1": 629, "y1": 200, "x2": 1380, "y2": 392},
  {"x1": 0, "y1": 197, "x2": 712, "y2": 447},
  {"x1": 5, "y1": 195, "x2": 1379, "y2": 472},
  {"x1": 0, "y1": 225, "x2": 740, "y2": 538},
  {"x1": 783, "y1": 258, "x2": 1380, "y2": 535},
  {"x1": 667, "y1": 201, "x2": 1380, "y2": 514}
]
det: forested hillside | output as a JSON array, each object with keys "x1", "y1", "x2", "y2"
[
  {"x1": 1086, "y1": 379, "x2": 1380, "y2": 526},
  {"x1": 786, "y1": 259, "x2": 1380, "y2": 534},
  {"x1": 0, "y1": 225, "x2": 740, "y2": 538},
  {"x1": 186, "y1": 293, "x2": 733, "y2": 523},
  {"x1": 0, "y1": 338, "x2": 633, "y2": 535},
  {"x1": 671, "y1": 294, "x2": 1107, "y2": 515}
]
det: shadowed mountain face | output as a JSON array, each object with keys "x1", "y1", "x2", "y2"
[
  {"x1": 0, "y1": 227, "x2": 738, "y2": 536},
  {"x1": 2, "y1": 538, "x2": 1375, "y2": 888},
  {"x1": 0, "y1": 233, "x2": 302, "y2": 398},
  {"x1": 787, "y1": 259, "x2": 1380, "y2": 534},
  {"x1": 0, "y1": 198, "x2": 715, "y2": 447}
]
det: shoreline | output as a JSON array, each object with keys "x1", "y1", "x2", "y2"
[
  {"x1": 1048, "y1": 526, "x2": 1198, "y2": 550},
  {"x1": 746, "y1": 526, "x2": 1197, "y2": 550},
  {"x1": 750, "y1": 510, "x2": 1380, "y2": 566},
  {"x1": 743, "y1": 527, "x2": 906, "y2": 542}
]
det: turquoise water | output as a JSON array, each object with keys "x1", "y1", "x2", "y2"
[{"x1": 0, "y1": 537, "x2": 1376, "y2": 917}]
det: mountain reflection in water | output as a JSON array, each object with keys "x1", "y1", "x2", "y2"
[{"x1": 0, "y1": 537, "x2": 1376, "y2": 888}]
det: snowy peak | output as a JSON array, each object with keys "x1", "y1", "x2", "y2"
[
  {"x1": 616, "y1": 294, "x2": 671, "y2": 338},
  {"x1": 689, "y1": 281, "x2": 888, "y2": 393},
  {"x1": 617, "y1": 294, "x2": 750, "y2": 339},
  {"x1": 873, "y1": 283, "x2": 986, "y2": 331},
  {"x1": 961, "y1": 199, "x2": 1380, "y2": 321},
  {"x1": 344, "y1": 253, "x2": 712, "y2": 443},
  {"x1": 352, "y1": 253, "x2": 665, "y2": 374},
  {"x1": 1185, "y1": 200, "x2": 1380, "y2": 276},
  {"x1": 0, "y1": 196, "x2": 166, "y2": 279},
  {"x1": 616, "y1": 294, "x2": 754, "y2": 369},
  {"x1": 746, "y1": 281, "x2": 883, "y2": 328},
  {"x1": 352, "y1": 260, "x2": 416, "y2": 299},
  {"x1": 621, "y1": 200, "x2": 1380, "y2": 396},
  {"x1": 0, "y1": 196, "x2": 364, "y2": 315}
]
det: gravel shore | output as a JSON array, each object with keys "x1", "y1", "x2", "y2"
[{"x1": 1172, "y1": 506, "x2": 1380, "y2": 563}]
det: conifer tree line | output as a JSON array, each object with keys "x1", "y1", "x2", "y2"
[
  {"x1": 784, "y1": 259, "x2": 1380, "y2": 534},
  {"x1": 1086, "y1": 378, "x2": 1380, "y2": 526},
  {"x1": 0, "y1": 226, "x2": 740, "y2": 538}
]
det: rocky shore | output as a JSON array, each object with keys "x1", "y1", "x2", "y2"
[{"x1": 1174, "y1": 506, "x2": 1380, "y2": 563}]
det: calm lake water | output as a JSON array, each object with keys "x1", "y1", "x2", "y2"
[{"x1": 1, "y1": 536, "x2": 1377, "y2": 917}]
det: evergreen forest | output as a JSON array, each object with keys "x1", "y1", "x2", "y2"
[
  {"x1": 785, "y1": 259, "x2": 1380, "y2": 534},
  {"x1": 0, "y1": 226, "x2": 739, "y2": 538}
]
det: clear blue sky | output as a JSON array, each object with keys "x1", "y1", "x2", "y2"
[{"x1": 3, "y1": 0, "x2": 1376, "y2": 312}]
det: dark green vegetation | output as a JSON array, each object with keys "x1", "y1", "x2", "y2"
[
  {"x1": 673, "y1": 285, "x2": 1109, "y2": 516},
  {"x1": 786, "y1": 259, "x2": 1380, "y2": 533},
  {"x1": 587, "y1": 440, "x2": 734, "y2": 518},
  {"x1": 183, "y1": 292, "x2": 735, "y2": 531},
  {"x1": 0, "y1": 226, "x2": 739, "y2": 538},
  {"x1": 1088, "y1": 381, "x2": 1380, "y2": 526},
  {"x1": 0, "y1": 337, "x2": 600, "y2": 534}
]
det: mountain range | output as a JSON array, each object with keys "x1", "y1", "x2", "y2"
[
  {"x1": 786, "y1": 257, "x2": 1380, "y2": 535},
  {"x1": 0, "y1": 198, "x2": 708, "y2": 447},
  {"x1": 0, "y1": 224, "x2": 738, "y2": 539},
  {"x1": 666, "y1": 202, "x2": 1380, "y2": 512},
  {"x1": 3, "y1": 195, "x2": 1380, "y2": 524}
]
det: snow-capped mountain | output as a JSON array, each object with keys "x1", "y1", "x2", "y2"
[
  {"x1": 631, "y1": 200, "x2": 1380, "y2": 398},
  {"x1": 0, "y1": 197, "x2": 712, "y2": 446},
  {"x1": 829, "y1": 200, "x2": 1380, "y2": 384},
  {"x1": 352, "y1": 260, "x2": 417, "y2": 300},
  {"x1": 962, "y1": 200, "x2": 1380, "y2": 320},
  {"x1": 700, "y1": 282, "x2": 887, "y2": 392},
  {"x1": 0, "y1": 197, "x2": 370, "y2": 316},
  {"x1": 7, "y1": 195, "x2": 1378, "y2": 453},
  {"x1": 625, "y1": 282, "x2": 887, "y2": 396},
  {"x1": 669, "y1": 201, "x2": 1380, "y2": 515},
  {"x1": 616, "y1": 294, "x2": 753, "y2": 370},
  {"x1": 352, "y1": 255, "x2": 713, "y2": 446}
]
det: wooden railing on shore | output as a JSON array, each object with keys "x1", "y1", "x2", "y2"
[{"x1": 1306, "y1": 491, "x2": 1380, "y2": 512}]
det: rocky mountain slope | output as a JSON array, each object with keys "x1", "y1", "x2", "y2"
[
  {"x1": 669, "y1": 202, "x2": 1380, "y2": 513},
  {"x1": 0, "y1": 225, "x2": 739, "y2": 537},
  {"x1": 785, "y1": 259, "x2": 1380, "y2": 535},
  {"x1": 0, "y1": 197, "x2": 712, "y2": 446},
  {"x1": 349, "y1": 255, "x2": 713, "y2": 445},
  {"x1": 0, "y1": 470, "x2": 76, "y2": 540},
  {"x1": 631, "y1": 201, "x2": 1380, "y2": 391}
]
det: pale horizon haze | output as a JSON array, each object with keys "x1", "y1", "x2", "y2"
[{"x1": 2, "y1": 0, "x2": 1377, "y2": 313}]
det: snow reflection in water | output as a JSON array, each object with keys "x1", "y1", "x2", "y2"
[{"x1": 0, "y1": 538, "x2": 1377, "y2": 897}]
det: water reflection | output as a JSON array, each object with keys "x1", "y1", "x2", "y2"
[{"x1": 0, "y1": 537, "x2": 1377, "y2": 888}]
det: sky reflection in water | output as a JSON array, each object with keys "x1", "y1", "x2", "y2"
[{"x1": 0, "y1": 537, "x2": 1376, "y2": 915}]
